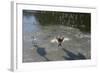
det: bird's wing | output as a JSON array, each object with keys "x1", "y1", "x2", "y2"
[
  {"x1": 50, "y1": 39, "x2": 58, "y2": 43},
  {"x1": 63, "y1": 38, "x2": 70, "y2": 42}
]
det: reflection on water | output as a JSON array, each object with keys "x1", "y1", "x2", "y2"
[
  {"x1": 23, "y1": 13, "x2": 42, "y2": 62},
  {"x1": 23, "y1": 14, "x2": 41, "y2": 33},
  {"x1": 23, "y1": 11, "x2": 91, "y2": 62}
]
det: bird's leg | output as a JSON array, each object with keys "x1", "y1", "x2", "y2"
[
  {"x1": 58, "y1": 43, "x2": 62, "y2": 47},
  {"x1": 58, "y1": 43, "x2": 64, "y2": 49},
  {"x1": 58, "y1": 44, "x2": 60, "y2": 47}
]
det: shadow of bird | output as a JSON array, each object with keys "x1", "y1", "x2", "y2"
[
  {"x1": 36, "y1": 46, "x2": 50, "y2": 61},
  {"x1": 62, "y1": 48, "x2": 86, "y2": 60}
]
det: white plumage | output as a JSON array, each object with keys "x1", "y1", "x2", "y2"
[
  {"x1": 51, "y1": 39, "x2": 58, "y2": 43},
  {"x1": 50, "y1": 37, "x2": 70, "y2": 43}
]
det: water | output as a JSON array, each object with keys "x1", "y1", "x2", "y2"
[
  {"x1": 23, "y1": 14, "x2": 42, "y2": 62},
  {"x1": 23, "y1": 14, "x2": 41, "y2": 33},
  {"x1": 23, "y1": 12, "x2": 91, "y2": 62}
]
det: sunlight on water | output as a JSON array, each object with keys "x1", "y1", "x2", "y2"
[
  {"x1": 23, "y1": 11, "x2": 91, "y2": 62},
  {"x1": 23, "y1": 14, "x2": 41, "y2": 33}
]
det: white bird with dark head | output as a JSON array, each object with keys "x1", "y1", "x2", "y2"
[{"x1": 50, "y1": 35, "x2": 70, "y2": 47}]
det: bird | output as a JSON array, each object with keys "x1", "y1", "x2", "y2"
[{"x1": 50, "y1": 35, "x2": 70, "y2": 47}]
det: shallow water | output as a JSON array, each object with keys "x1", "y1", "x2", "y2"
[
  {"x1": 23, "y1": 14, "x2": 42, "y2": 62},
  {"x1": 23, "y1": 13, "x2": 91, "y2": 62},
  {"x1": 23, "y1": 14, "x2": 41, "y2": 33}
]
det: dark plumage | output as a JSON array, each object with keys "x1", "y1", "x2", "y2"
[{"x1": 51, "y1": 36, "x2": 70, "y2": 47}]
